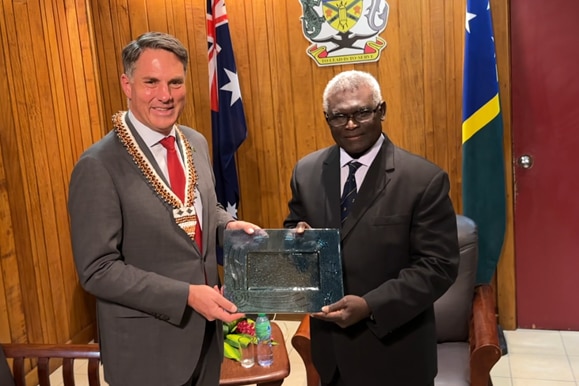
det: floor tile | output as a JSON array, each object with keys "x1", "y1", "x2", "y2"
[
  {"x1": 505, "y1": 329, "x2": 566, "y2": 355},
  {"x1": 509, "y1": 353, "x2": 574, "y2": 381},
  {"x1": 512, "y1": 379, "x2": 576, "y2": 386},
  {"x1": 568, "y1": 355, "x2": 579, "y2": 380},
  {"x1": 48, "y1": 368, "x2": 64, "y2": 386},
  {"x1": 562, "y1": 331, "x2": 579, "y2": 356},
  {"x1": 74, "y1": 358, "x2": 88, "y2": 374},
  {"x1": 491, "y1": 354, "x2": 511, "y2": 378},
  {"x1": 491, "y1": 376, "x2": 512, "y2": 386}
]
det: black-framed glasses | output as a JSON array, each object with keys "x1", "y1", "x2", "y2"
[{"x1": 325, "y1": 103, "x2": 383, "y2": 127}]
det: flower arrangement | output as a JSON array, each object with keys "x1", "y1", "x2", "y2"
[
  {"x1": 223, "y1": 317, "x2": 257, "y2": 361},
  {"x1": 223, "y1": 317, "x2": 278, "y2": 361}
]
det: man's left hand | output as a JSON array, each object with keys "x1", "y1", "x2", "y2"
[{"x1": 311, "y1": 295, "x2": 371, "y2": 328}]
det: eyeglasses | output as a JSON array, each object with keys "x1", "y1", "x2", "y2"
[{"x1": 325, "y1": 103, "x2": 382, "y2": 127}]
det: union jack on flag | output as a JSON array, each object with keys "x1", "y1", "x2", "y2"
[{"x1": 207, "y1": 0, "x2": 247, "y2": 221}]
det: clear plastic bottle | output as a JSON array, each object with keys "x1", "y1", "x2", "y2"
[{"x1": 255, "y1": 313, "x2": 274, "y2": 367}]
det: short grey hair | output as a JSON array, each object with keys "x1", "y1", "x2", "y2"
[
  {"x1": 122, "y1": 32, "x2": 188, "y2": 78},
  {"x1": 322, "y1": 70, "x2": 382, "y2": 111}
]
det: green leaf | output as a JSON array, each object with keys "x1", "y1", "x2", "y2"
[
  {"x1": 224, "y1": 341, "x2": 241, "y2": 361},
  {"x1": 226, "y1": 334, "x2": 254, "y2": 348}
]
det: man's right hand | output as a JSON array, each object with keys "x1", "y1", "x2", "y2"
[
  {"x1": 294, "y1": 221, "x2": 312, "y2": 234},
  {"x1": 187, "y1": 285, "x2": 244, "y2": 323}
]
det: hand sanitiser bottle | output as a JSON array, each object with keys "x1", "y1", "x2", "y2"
[{"x1": 255, "y1": 313, "x2": 274, "y2": 367}]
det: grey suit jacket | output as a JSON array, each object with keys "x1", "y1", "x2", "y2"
[
  {"x1": 68, "y1": 115, "x2": 233, "y2": 386},
  {"x1": 284, "y1": 136, "x2": 460, "y2": 386}
]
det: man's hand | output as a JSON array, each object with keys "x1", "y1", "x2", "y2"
[
  {"x1": 294, "y1": 221, "x2": 312, "y2": 234},
  {"x1": 187, "y1": 285, "x2": 244, "y2": 323},
  {"x1": 311, "y1": 295, "x2": 371, "y2": 328},
  {"x1": 226, "y1": 220, "x2": 261, "y2": 234}
]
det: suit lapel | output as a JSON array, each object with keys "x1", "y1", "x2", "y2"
[
  {"x1": 322, "y1": 147, "x2": 342, "y2": 229},
  {"x1": 341, "y1": 138, "x2": 394, "y2": 240},
  {"x1": 187, "y1": 134, "x2": 208, "y2": 256},
  {"x1": 123, "y1": 114, "x2": 172, "y2": 189}
]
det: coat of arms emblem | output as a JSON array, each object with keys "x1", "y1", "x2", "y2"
[{"x1": 299, "y1": 0, "x2": 389, "y2": 66}]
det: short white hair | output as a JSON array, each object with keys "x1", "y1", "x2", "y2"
[{"x1": 322, "y1": 70, "x2": 382, "y2": 111}]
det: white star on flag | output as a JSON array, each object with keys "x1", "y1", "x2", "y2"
[
  {"x1": 220, "y1": 69, "x2": 242, "y2": 106},
  {"x1": 226, "y1": 202, "x2": 238, "y2": 218},
  {"x1": 466, "y1": 11, "x2": 476, "y2": 33}
]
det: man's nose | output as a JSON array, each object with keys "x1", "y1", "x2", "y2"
[
  {"x1": 345, "y1": 116, "x2": 358, "y2": 128},
  {"x1": 157, "y1": 84, "x2": 172, "y2": 101}
]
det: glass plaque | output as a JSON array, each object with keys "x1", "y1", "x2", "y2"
[{"x1": 223, "y1": 228, "x2": 344, "y2": 313}]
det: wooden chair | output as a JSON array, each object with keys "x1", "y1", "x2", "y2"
[
  {"x1": 2, "y1": 323, "x2": 290, "y2": 386},
  {"x1": 291, "y1": 215, "x2": 502, "y2": 386},
  {"x1": 1, "y1": 343, "x2": 101, "y2": 386}
]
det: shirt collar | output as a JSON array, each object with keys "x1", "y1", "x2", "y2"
[
  {"x1": 127, "y1": 110, "x2": 176, "y2": 148},
  {"x1": 340, "y1": 134, "x2": 385, "y2": 168}
]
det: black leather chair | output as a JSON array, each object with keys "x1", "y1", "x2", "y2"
[{"x1": 292, "y1": 215, "x2": 502, "y2": 386}]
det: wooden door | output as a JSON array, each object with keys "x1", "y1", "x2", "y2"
[{"x1": 512, "y1": 0, "x2": 579, "y2": 329}]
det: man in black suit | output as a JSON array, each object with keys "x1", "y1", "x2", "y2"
[{"x1": 284, "y1": 70, "x2": 460, "y2": 386}]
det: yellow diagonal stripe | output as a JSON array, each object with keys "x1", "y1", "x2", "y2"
[{"x1": 462, "y1": 94, "x2": 500, "y2": 144}]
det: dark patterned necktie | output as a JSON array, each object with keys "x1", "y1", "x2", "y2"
[{"x1": 340, "y1": 161, "x2": 362, "y2": 224}]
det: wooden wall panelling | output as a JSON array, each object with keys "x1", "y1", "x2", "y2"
[
  {"x1": 95, "y1": 0, "x2": 132, "y2": 124},
  {"x1": 394, "y1": 1, "x2": 428, "y2": 158},
  {"x1": 10, "y1": 0, "x2": 61, "y2": 345},
  {"x1": 0, "y1": 0, "x2": 32, "y2": 351},
  {"x1": 46, "y1": 0, "x2": 104, "y2": 339},
  {"x1": 230, "y1": 0, "x2": 265, "y2": 223},
  {"x1": 0, "y1": 143, "x2": 27, "y2": 346},
  {"x1": 283, "y1": 2, "x2": 320, "y2": 208},
  {"x1": 442, "y1": 1, "x2": 464, "y2": 212},
  {"x1": 233, "y1": 1, "x2": 278, "y2": 226},
  {"x1": 490, "y1": 0, "x2": 515, "y2": 330},
  {"x1": 0, "y1": 0, "x2": 103, "y2": 356},
  {"x1": 182, "y1": 0, "x2": 211, "y2": 140}
]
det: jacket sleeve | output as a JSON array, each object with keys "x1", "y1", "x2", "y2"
[{"x1": 363, "y1": 169, "x2": 460, "y2": 338}]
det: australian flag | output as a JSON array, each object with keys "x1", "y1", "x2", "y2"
[{"x1": 207, "y1": 0, "x2": 247, "y2": 221}]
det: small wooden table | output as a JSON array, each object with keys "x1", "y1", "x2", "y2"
[{"x1": 219, "y1": 322, "x2": 290, "y2": 386}]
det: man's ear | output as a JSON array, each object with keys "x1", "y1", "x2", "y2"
[
  {"x1": 380, "y1": 101, "x2": 387, "y2": 121},
  {"x1": 120, "y1": 74, "x2": 132, "y2": 99}
]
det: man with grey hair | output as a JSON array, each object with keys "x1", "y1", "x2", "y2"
[
  {"x1": 69, "y1": 32, "x2": 259, "y2": 386},
  {"x1": 285, "y1": 70, "x2": 459, "y2": 386}
]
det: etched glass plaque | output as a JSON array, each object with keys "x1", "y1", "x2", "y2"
[{"x1": 223, "y1": 228, "x2": 343, "y2": 313}]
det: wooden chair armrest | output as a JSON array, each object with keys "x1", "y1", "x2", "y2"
[
  {"x1": 469, "y1": 285, "x2": 502, "y2": 386},
  {"x1": 1, "y1": 343, "x2": 101, "y2": 386},
  {"x1": 291, "y1": 315, "x2": 320, "y2": 386}
]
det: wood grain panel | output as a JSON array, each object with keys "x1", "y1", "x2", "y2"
[
  {"x1": 491, "y1": 0, "x2": 515, "y2": 330},
  {"x1": 0, "y1": 0, "x2": 102, "y2": 358}
]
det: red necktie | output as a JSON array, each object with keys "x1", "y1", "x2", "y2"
[{"x1": 160, "y1": 136, "x2": 202, "y2": 251}]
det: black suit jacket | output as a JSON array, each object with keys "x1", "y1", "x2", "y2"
[{"x1": 284, "y1": 136, "x2": 459, "y2": 386}]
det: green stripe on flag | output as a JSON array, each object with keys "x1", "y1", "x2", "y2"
[{"x1": 462, "y1": 112, "x2": 506, "y2": 284}]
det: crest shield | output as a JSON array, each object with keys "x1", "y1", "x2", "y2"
[
  {"x1": 299, "y1": 0, "x2": 390, "y2": 66},
  {"x1": 322, "y1": 0, "x2": 363, "y2": 33}
]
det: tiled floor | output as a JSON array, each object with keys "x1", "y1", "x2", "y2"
[{"x1": 47, "y1": 318, "x2": 579, "y2": 386}]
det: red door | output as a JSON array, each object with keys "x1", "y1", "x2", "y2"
[{"x1": 512, "y1": 0, "x2": 579, "y2": 329}]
